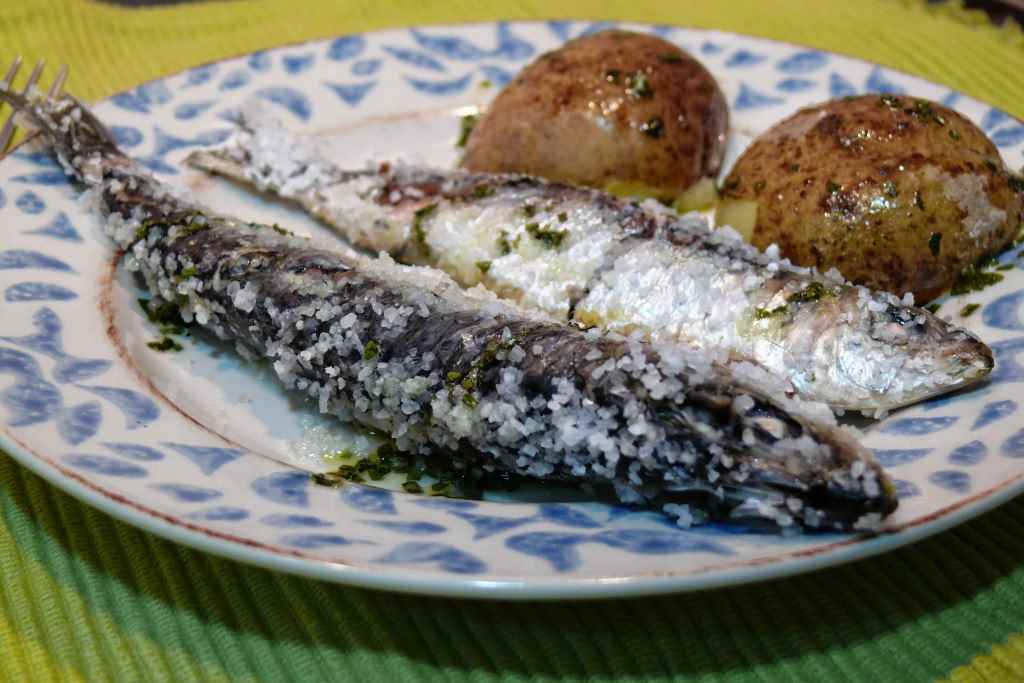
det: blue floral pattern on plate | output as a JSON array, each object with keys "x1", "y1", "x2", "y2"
[{"x1": 1, "y1": 21, "x2": 1023, "y2": 599}]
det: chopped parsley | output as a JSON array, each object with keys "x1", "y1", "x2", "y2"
[
  {"x1": 950, "y1": 264, "x2": 1004, "y2": 295},
  {"x1": 139, "y1": 298, "x2": 183, "y2": 326},
  {"x1": 949, "y1": 129, "x2": 961, "y2": 141},
  {"x1": 754, "y1": 305, "x2": 788, "y2": 320},
  {"x1": 147, "y1": 337, "x2": 182, "y2": 352},
  {"x1": 924, "y1": 303, "x2": 941, "y2": 314},
  {"x1": 139, "y1": 298, "x2": 190, "y2": 350},
  {"x1": 456, "y1": 114, "x2": 478, "y2": 148},
  {"x1": 472, "y1": 184, "x2": 495, "y2": 199},
  {"x1": 497, "y1": 229, "x2": 516, "y2": 255},
  {"x1": 175, "y1": 214, "x2": 211, "y2": 239},
  {"x1": 826, "y1": 181, "x2": 842, "y2": 194},
  {"x1": 179, "y1": 265, "x2": 198, "y2": 279},
  {"x1": 929, "y1": 232, "x2": 942, "y2": 257},
  {"x1": 625, "y1": 71, "x2": 653, "y2": 99},
  {"x1": 311, "y1": 438, "x2": 523, "y2": 500},
  {"x1": 431, "y1": 481, "x2": 454, "y2": 496},
  {"x1": 959, "y1": 303, "x2": 980, "y2": 317},
  {"x1": 639, "y1": 116, "x2": 664, "y2": 138},
  {"x1": 412, "y1": 203, "x2": 437, "y2": 256},
  {"x1": 135, "y1": 218, "x2": 167, "y2": 242},
  {"x1": 906, "y1": 99, "x2": 946, "y2": 125},
  {"x1": 525, "y1": 222, "x2": 568, "y2": 249},
  {"x1": 557, "y1": 211, "x2": 568, "y2": 222},
  {"x1": 976, "y1": 254, "x2": 1000, "y2": 270},
  {"x1": 787, "y1": 281, "x2": 832, "y2": 304},
  {"x1": 475, "y1": 260, "x2": 492, "y2": 274},
  {"x1": 363, "y1": 340, "x2": 380, "y2": 361},
  {"x1": 444, "y1": 334, "x2": 520, "y2": 406},
  {"x1": 138, "y1": 297, "x2": 189, "y2": 336},
  {"x1": 312, "y1": 472, "x2": 349, "y2": 487},
  {"x1": 879, "y1": 94, "x2": 900, "y2": 108},
  {"x1": 271, "y1": 223, "x2": 293, "y2": 236}
]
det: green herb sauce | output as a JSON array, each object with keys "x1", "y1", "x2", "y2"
[
  {"x1": 951, "y1": 265, "x2": 1004, "y2": 295},
  {"x1": 412, "y1": 203, "x2": 437, "y2": 256},
  {"x1": 147, "y1": 337, "x2": 182, "y2": 352},
  {"x1": 754, "y1": 305, "x2": 789, "y2": 320},
  {"x1": 787, "y1": 281, "x2": 833, "y2": 304},
  {"x1": 525, "y1": 222, "x2": 568, "y2": 249},
  {"x1": 456, "y1": 114, "x2": 478, "y2": 148}
]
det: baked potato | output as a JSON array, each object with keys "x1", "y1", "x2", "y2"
[
  {"x1": 719, "y1": 94, "x2": 1024, "y2": 301},
  {"x1": 461, "y1": 29, "x2": 728, "y2": 200}
]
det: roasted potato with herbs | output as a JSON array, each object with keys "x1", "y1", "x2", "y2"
[
  {"x1": 461, "y1": 29, "x2": 728, "y2": 201},
  {"x1": 719, "y1": 94, "x2": 1024, "y2": 301}
]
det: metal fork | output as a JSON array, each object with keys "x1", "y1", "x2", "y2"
[{"x1": 0, "y1": 57, "x2": 69, "y2": 156}]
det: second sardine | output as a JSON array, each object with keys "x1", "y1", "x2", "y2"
[{"x1": 188, "y1": 117, "x2": 994, "y2": 413}]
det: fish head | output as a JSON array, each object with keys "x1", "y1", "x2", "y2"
[{"x1": 788, "y1": 288, "x2": 993, "y2": 412}]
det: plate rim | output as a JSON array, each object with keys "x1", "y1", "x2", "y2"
[
  {"x1": 2, "y1": 19, "x2": 1022, "y2": 600},
  {"x1": 7, "y1": 424, "x2": 1024, "y2": 600}
]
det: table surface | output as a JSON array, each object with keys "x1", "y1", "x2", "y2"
[{"x1": 2, "y1": 1, "x2": 1024, "y2": 681}]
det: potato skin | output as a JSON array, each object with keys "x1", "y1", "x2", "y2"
[
  {"x1": 721, "y1": 94, "x2": 1024, "y2": 301},
  {"x1": 461, "y1": 30, "x2": 728, "y2": 199}
]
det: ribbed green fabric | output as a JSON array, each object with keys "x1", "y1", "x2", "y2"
[
  {"x1": 2, "y1": 1, "x2": 1024, "y2": 681},
  {"x1": 7, "y1": 454, "x2": 1024, "y2": 681}
]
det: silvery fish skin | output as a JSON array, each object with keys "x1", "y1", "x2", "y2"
[
  {"x1": 186, "y1": 117, "x2": 994, "y2": 413},
  {"x1": 2, "y1": 88, "x2": 898, "y2": 531}
]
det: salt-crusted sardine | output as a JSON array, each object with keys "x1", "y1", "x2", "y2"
[
  {"x1": 188, "y1": 117, "x2": 994, "y2": 413},
  {"x1": 3, "y1": 88, "x2": 899, "y2": 530}
]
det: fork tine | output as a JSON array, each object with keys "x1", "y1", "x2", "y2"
[
  {"x1": 2, "y1": 56, "x2": 22, "y2": 87},
  {"x1": 20, "y1": 59, "x2": 45, "y2": 95},
  {"x1": 47, "y1": 64, "x2": 68, "y2": 99},
  {"x1": 1, "y1": 58, "x2": 48, "y2": 155}
]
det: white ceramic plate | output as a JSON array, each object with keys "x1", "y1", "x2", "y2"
[{"x1": 2, "y1": 21, "x2": 1023, "y2": 600}]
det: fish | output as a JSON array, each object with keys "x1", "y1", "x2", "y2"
[
  {"x1": 186, "y1": 116, "x2": 995, "y2": 413},
  {"x1": 0, "y1": 87, "x2": 898, "y2": 531}
]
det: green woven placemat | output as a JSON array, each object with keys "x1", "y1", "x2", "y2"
[{"x1": 2, "y1": 1, "x2": 1024, "y2": 681}]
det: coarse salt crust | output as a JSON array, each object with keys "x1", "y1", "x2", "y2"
[
  {"x1": 97, "y1": 176, "x2": 888, "y2": 530},
  {"x1": 27, "y1": 94, "x2": 897, "y2": 530},
  {"x1": 186, "y1": 118, "x2": 993, "y2": 414}
]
